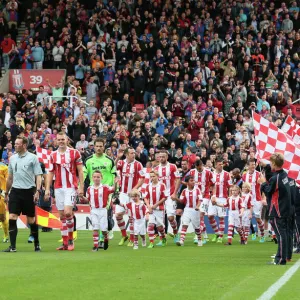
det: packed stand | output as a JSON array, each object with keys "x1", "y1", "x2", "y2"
[{"x1": 0, "y1": 0, "x2": 299, "y2": 169}]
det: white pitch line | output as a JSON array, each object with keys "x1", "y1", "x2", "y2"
[{"x1": 257, "y1": 259, "x2": 300, "y2": 300}]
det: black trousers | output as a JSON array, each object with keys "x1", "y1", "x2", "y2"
[
  {"x1": 270, "y1": 218, "x2": 290, "y2": 265},
  {"x1": 294, "y1": 215, "x2": 300, "y2": 250}
]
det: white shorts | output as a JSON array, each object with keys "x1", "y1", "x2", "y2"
[
  {"x1": 200, "y1": 198, "x2": 210, "y2": 214},
  {"x1": 134, "y1": 218, "x2": 146, "y2": 235},
  {"x1": 149, "y1": 210, "x2": 165, "y2": 227},
  {"x1": 182, "y1": 208, "x2": 200, "y2": 229},
  {"x1": 165, "y1": 197, "x2": 176, "y2": 217},
  {"x1": 208, "y1": 198, "x2": 227, "y2": 217},
  {"x1": 91, "y1": 208, "x2": 108, "y2": 231},
  {"x1": 242, "y1": 209, "x2": 251, "y2": 227},
  {"x1": 253, "y1": 200, "x2": 262, "y2": 218},
  {"x1": 115, "y1": 192, "x2": 130, "y2": 214},
  {"x1": 55, "y1": 188, "x2": 77, "y2": 211},
  {"x1": 228, "y1": 210, "x2": 242, "y2": 228}
]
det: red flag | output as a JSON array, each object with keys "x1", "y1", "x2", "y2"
[
  {"x1": 35, "y1": 207, "x2": 61, "y2": 229},
  {"x1": 253, "y1": 112, "x2": 300, "y2": 184},
  {"x1": 281, "y1": 115, "x2": 300, "y2": 144},
  {"x1": 36, "y1": 147, "x2": 53, "y2": 171}
]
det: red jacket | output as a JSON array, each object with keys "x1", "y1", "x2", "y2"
[
  {"x1": 187, "y1": 118, "x2": 204, "y2": 140},
  {"x1": 282, "y1": 104, "x2": 296, "y2": 116}
]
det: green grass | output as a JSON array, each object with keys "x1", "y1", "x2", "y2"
[{"x1": 0, "y1": 230, "x2": 300, "y2": 300}]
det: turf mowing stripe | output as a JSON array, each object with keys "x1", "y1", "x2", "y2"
[{"x1": 257, "y1": 259, "x2": 300, "y2": 300}]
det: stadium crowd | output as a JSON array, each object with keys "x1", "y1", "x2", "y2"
[{"x1": 0, "y1": 0, "x2": 300, "y2": 260}]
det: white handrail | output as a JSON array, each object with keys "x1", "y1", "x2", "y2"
[
  {"x1": 292, "y1": 98, "x2": 300, "y2": 105},
  {"x1": 44, "y1": 95, "x2": 90, "y2": 106}
]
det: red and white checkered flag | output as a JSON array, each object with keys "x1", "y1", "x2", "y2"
[
  {"x1": 253, "y1": 112, "x2": 300, "y2": 184},
  {"x1": 281, "y1": 115, "x2": 300, "y2": 144},
  {"x1": 36, "y1": 147, "x2": 53, "y2": 171}
]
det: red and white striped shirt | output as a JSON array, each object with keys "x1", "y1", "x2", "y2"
[
  {"x1": 86, "y1": 184, "x2": 114, "y2": 209},
  {"x1": 242, "y1": 170, "x2": 262, "y2": 201},
  {"x1": 126, "y1": 202, "x2": 147, "y2": 220},
  {"x1": 117, "y1": 159, "x2": 144, "y2": 194},
  {"x1": 180, "y1": 187, "x2": 202, "y2": 209},
  {"x1": 49, "y1": 147, "x2": 82, "y2": 189},
  {"x1": 212, "y1": 170, "x2": 232, "y2": 198},
  {"x1": 189, "y1": 168, "x2": 213, "y2": 198},
  {"x1": 225, "y1": 196, "x2": 244, "y2": 211},
  {"x1": 242, "y1": 193, "x2": 253, "y2": 210},
  {"x1": 144, "y1": 182, "x2": 167, "y2": 210},
  {"x1": 140, "y1": 167, "x2": 152, "y2": 194},
  {"x1": 154, "y1": 163, "x2": 180, "y2": 195}
]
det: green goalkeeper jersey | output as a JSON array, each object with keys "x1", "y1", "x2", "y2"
[{"x1": 84, "y1": 154, "x2": 116, "y2": 186}]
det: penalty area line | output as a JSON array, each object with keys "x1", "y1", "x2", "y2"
[{"x1": 257, "y1": 259, "x2": 300, "y2": 300}]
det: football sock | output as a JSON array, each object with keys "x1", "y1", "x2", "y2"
[
  {"x1": 257, "y1": 220, "x2": 265, "y2": 237},
  {"x1": 244, "y1": 226, "x2": 250, "y2": 241},
  {"x1": 103, "y1": 232, "x2": 108, "y2": 243},
  {"x1": 227, "y1": 225, "x2": 234, "y2": 244},
  {"x1": 116, "y1": 216, "x2": 127, "y2": 237},
  {"x1": 60, "y1": 218, "x2": 68, "y2": 246},
  {"x1": 164, "y1": 213, "x2": 168, "y2": 233},
  {"x1": 180, "y1": 227, "x2": 187, "y2": 242},
  {"x1": 208, "y1": 217, "x2": 219, "y2": 234},
  {"x1": 237, "y1": 227, "x2": 245, "y2": 241},
  {"x1": 93, "y1": 231, "x2": 99, "y2": 248},
  {"x1": 148, "y1": 223, "x2": 155, "y2": 243},
  {"x1": 2, "y1": 217, "x2": 8, "y2": 238},
  {"x1": 9, "y1": 219, "x2": 17, "y2": 248},
  {"x1": 134, "y1": 235, "x2": 138, "y2": 247},
  {"x1": 250, "y1": 222, "x2": 255, "y2": 234},
  {"x1": 66, "y1": 216, "x2": 74, "y2": 241},
  {"x1": 30, "y1": 223, "x2": 39, "y2": 246},
  {"x1": 218, "y1": 218, "x2": 225, "y2": 238},
  {"x1": 176, "y1": 215, "x2": 181, "y2": 230},
  {"x1": 157, "y1": 225, "x2": 166, "y2": 239},
  {"x1": 195, "y1": 228, "x2": 201, "y2": 240},
  {"x1": 200, "y1": 218, "x2": 206, "y2": 234},
  {"x1": 169, "y1": 219, "x2": 178, "y2": 235},
  {"x1": 73, "y1": 215, "x2": 77, "y2": 232},
  {"x1": 129, "y1": 217, "x2": 134, "y2": 242}
]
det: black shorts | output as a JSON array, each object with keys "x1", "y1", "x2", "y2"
[
  {"x1": 9, "y1": 188, "x2": 35, "y2": 217},
  {"x1": 176, "y1": 201, "x2": 185, "y2": 211}
]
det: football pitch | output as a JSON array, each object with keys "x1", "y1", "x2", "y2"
[{"x1": 1, "y1": 230, "x2": 300, "y2": 300}]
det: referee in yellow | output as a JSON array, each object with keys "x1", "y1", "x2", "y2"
[{"x1": 2, "y1": 136, "x2": 43, "y2": 253}]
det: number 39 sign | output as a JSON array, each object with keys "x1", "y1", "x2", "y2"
[{"x1": 9, "y1": 69, "x2": 66, "y2": 93}]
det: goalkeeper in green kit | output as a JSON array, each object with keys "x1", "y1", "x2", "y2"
[{"x1": 84, "y1": 138, "x2": 118, "y2": 247}]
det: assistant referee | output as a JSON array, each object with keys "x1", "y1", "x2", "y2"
[{"x1": 3, "y1": 136, "x2": 43, "y2": 252}]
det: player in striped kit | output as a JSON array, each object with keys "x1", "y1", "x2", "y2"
[
  {"x1": 86, "y1": 171, "x2": 115, "y2": 251},
  {"x1": 45, "y1": 132, "x2": 84, "y2": 251},
  {"x1": 144, "y1": 171, "x2": 167, "y2": 248},
  {"x1": 212, "y1": 185, "x2": 245, "y2": 245},
  {"x1": 115, "y1": 189, "x2": 147, "y2": 250},
  {"x1": 241, "y1": 182, "x2": 253, "y2": 244},
  {"x1": 115, "y1": 148, "x2": 144, "y2": 246},
  {"x1": 154, "y1": 150, "x2": 181, "y2": 243},
  {"x1": 208, "y1": 159, "x2": 232, "y2": 243},
  {"x1": 189, "y1": 160, "x2": 213, "y2": 244},
  {"x1": 242, "y1": 159, "x2": 265, "y2": 243},
  {"x1": 176, "y1": 176, "x2": 202, "y2": 247},
  {"x1": 140, "y1": 162, "x2": 153, "y2": 197}
]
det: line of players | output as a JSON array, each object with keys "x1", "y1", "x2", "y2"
[
  {"x1": 111, "y1": 149, "x2": 266, "y2": 249},
  {"x1": 46, "y1": 133, "x2": 266, "y2": 251}
]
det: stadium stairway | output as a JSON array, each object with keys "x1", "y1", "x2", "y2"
[{"x1": 0, "y1": 22, "x2": 26, "y2": 87}]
